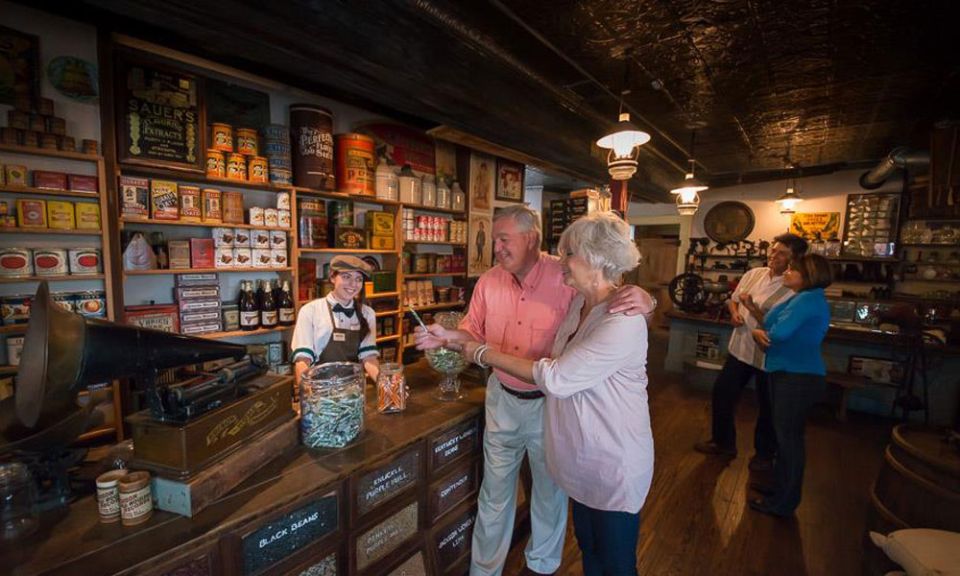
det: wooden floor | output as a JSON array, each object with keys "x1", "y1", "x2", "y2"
[{"x1": 503, "y1": 329, "x2": 894, "y2": 576}]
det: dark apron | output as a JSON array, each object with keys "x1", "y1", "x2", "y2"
[{"x1": 316, "y1": 300, "x2": 363, "y2": 364}]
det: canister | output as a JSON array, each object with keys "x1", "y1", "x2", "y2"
[
  {"x1": 68, "y1": 248, "x2": 102, "y2": 275},
  {"x1": 289, "y1": 104, "x2": 335, "y2": 190},
  {"x1": 252, "y1": 229, "x2": 271, "y2": 249},
  {"x1": 252, "y1": 248, "x2": 272, "y2": 268},
  {"x1": 335, "y1": 133, "x2": 376, "y2": 196},
  {"x1": 232, "y1": 247, "x2": 252, "y2": 267},
  {"x1": 215, "y1": 247, "x2": 235, "y2": 268},
  {"x1": 421, "y1": 174, "x2": 436, "y2": 207},
  {"x1": 271, "y1": 249, "x2": 288, "y2": 268},
  {"x1": 222, "y1": 191, "x2": 244, "y2": 224},
  {"x1": 300, "y1": 362, "x2": 364, "y2": 448},
  {"x1": 248, "y1": 156, "x2": 268, "y2": 183},
  {"x1": 436, "y1": 177, "x2": 451, "y2": 209},
  {"x1": 5, "y1": 336, "x2": 24, "y2": 367},
  {"x1": 235, "y1": 128, "x2": 259, "y2": 156},
  {"x1": 210, "y1": 123, "x2": 233, "y2": 152},
  {"x1": 226, "y1": 153, "x2": 247, "y2": 181},
  {"x1": 206, "y1": 149, "x2": 226, "y2": 178},
  {"x1": 96, "y1": 470, "x2": 127, "y2": 524},
  {"x1": 118, "y1": 471, "x2": 153, "y2": 527},
  {"x1": 0, "y1": 248, "x2": 33, "y2": 278},
  {"x1": 212, "y1": 227, "x2": 235, "y2": 247},
  {"x1": 270, "y1": 230, "x2": 288, "y2": 249},
  {"x1": 264, "y1": 208, "x2": 279, "y2": 228},
  {"x1": 278, "y1": 209, "x2": 291, "y2": 228},
  {"x1": 33, "y1": 249, "x2": 68, "y2": 276},
  {"x1": 248, "y1": 206, "x2": 265, "y2": 226},
  {"x1": 234, "y1": 228, "x2": 251, "y2": 248},
  {"x1": 276, "y1": 192, "x2": 290, "y2": 211},
  {"x1": 398, "y1": 165, "x2": 420, "y2": 205},
  {"x1": 81, "y1": 139, "x2": 98, "y2": 155},
  {"x1": 451, "y1": 181, "x2": 465, "y2": 212}
]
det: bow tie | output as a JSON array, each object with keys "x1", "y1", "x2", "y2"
[{"x1": 332, "y1": 303, "x2": 355, "y2": 318}]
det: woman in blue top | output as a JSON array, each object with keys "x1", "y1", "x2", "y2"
[{"x1": 748, "y1": 254, "x2": 832, "y2": 517}]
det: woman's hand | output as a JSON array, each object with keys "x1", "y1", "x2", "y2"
[
  {"x1": 459, "y1": 340, "x2": 481, "y2": 363},
  {"x1": 752, "y1": 329, "x2": 771, "y2": 349},
  {"x1": 414, "y1": 323, "x2": 448, "y2": 350},
  {"x1": 608, "y1": 285, "x2": 657, "y2": 317}
]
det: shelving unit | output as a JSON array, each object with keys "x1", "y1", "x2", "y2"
[
  {"x1": 200, "y1": 326, "x2": 293, "y2": 339},
  {"x1": 3, "y1": 228, "x2": 103, "y2": 236},
  {"x1": 123, "y1": 267, "x2": 292, "y2": 276},
  {"x1": 0, "y1": 185, "x2": 99, "y2": 199},
  {"x1": 0, "y1": 274, "x2": 105, "y2": 284},
  {"x1": 119, "y1": 218, "x2": 289, "y2": 232}
]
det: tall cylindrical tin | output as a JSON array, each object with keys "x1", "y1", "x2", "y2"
[
  {"x1": 289, "y1": 105, "x2": 334, "y2": 190},
  {"x1": 335, "y1": 133, "x2": 376, "y2": 196},
  {"x1": 235, "y1": 128, "x2": 259, "y2": 156},
  {"x1": 210, "y1": 123, "x2": 233, "y2": 152}
]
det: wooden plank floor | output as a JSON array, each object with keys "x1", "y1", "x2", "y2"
[{"x1": 503, "y1": 329, "x2": 893, "y2": 576}]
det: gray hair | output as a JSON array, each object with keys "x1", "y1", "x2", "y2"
[
  {"x1": 493, "y1": 204, "x2": 542, "y2": 242},
  {"x1": 558, "y1": 211, "x2": 640, "y2": 282}
]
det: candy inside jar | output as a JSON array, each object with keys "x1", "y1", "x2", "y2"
[
  {"x1": 425, "y1": 312, "x2": 468, "y2": 401},
  {"x1": 300, "y1": 361, "x2": 365, "y2": 448},
  {"x1": 376, "y1": 362, "x2": 408, "y2": 413}
]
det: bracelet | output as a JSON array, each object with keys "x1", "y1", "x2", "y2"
[{"x1": 473, "y1": 344, "x2": 490, "y2": 369}]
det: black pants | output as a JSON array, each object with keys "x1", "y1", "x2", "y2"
[
  {"x1": 571, "y1": 500, "x2": 640, "y2": 576},
  {"x1": 710, "y1": 355, "x2": 777, "y2": 458},
  {"x1": 767, "y1": 371, "x2": 826, "y2": 514}
]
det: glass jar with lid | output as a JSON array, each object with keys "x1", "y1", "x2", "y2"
[
  {"x1": 451, "y1": 181, "x2": 466, "y2": 212},
  {"x1": 300, "y1": 361, "x2": 365, "y2": 448},
  {"x1": 421, "y1": 174, "x2": 437, "y2": 207},
  {"x1": 436, "y1": 177, "x2": 451, "y2": 209},
  {"x1": 376, "y1": 362, "x2": 408, "y2": 413},
  {"x1": 425, "y1": 312, "x2": 468, "y2": 401},
  {"x1": 375, "y1": 161, "x2": 399, "y2": 201}
]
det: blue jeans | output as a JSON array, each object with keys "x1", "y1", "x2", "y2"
[{"x1": 571, "y1": 500, "x2": 640, "y2": 576}]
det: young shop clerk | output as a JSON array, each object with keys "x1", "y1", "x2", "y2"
[{"x1": 291, "y1": 255, "x2": 380, "y2": 383}]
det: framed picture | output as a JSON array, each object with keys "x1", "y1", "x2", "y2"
[
  {"x1": 0, "y1": 25, "x2": 41, "y2": 106},
  {"x1": 495, "y1": 159, "x2": 524, "y2": 202},
  {"x1": 117, "y1": 51, "x2": 204, "y2": 172},
  {"x1": 848, "y1": 355, "x2": 905, "y2": 385},
  {"x1": 789, "y1": 212, "x2": 841, "y2": 241},
  {"x1": 469, "y1": 152, "x2": 494, "y2": 212},
  {"x1": 468, "y1": 212, "x2": 493, "y2": 278}
]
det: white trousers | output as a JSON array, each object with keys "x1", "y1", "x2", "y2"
[{"x1": 470, "y1": 375, "x2": 568, "y2": 576}]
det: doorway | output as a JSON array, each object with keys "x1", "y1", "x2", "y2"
[{"x1": 630, "y1": 224, "x2": 681, "y2": 329}]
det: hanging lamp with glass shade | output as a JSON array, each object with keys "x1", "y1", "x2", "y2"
[
  {"x1": 671, "y1": 131, "x2": 708, "y2": 215},
  {"x1": 596, "y1": 94, "x2": 651, "y2": 180},
  {"x1": 777, "y1": 177, "x2": 804, "y2": 214}
]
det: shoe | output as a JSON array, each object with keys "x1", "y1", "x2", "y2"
[
  {"x1": 748, "y1": 497, "x2": 792, "y2": 518},
  {"x1": 749, "y1": 481, "x2": 776, "y2": 496},
  {"x1": 748, "y1": 455, "x2": 775, "y2": 472},
  {"x1": 520, "y1": 568, "x2": 556, "y2": 576},
  {"x1": 694, "y1": 441, "x2": 737, "y2": 458}
]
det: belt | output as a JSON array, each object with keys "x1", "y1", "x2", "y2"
[{"x1": 500, "y1": 382, "x2": 544, "y2": 400}]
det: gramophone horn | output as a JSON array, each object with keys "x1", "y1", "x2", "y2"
[{"x1": 16, "y1": 281, "x2": 247, "y2": 429}]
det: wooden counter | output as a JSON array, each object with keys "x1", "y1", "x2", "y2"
[{"x1": 5, "y1": 362, "x2": 487, "y2": 576}]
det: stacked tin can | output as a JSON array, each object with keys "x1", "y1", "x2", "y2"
[{"x1": 261, "y1": 124, "x2": 293, "y2": 185}]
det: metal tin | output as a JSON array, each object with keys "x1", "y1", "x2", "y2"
[
  {"x1": 60, "y1": 136, "x2": 76, "y2": 152},
  {"x1": 37, "y1": 97, "x2": 55, "y2": 116},
  {"x1": 248, "y1": 206, "x2": 265, "y2": 226},
  {"x1": 278, "y1": 210, "x2": 291, "y2": 228},
  {"x1": 202, "y1": 189, "x2": 222, "y2": 223},
  {"x1": 1, "y1": 294, "x2": 31, "y2": 324},
  {"x1": 233, "y1": 228, "x2": 251, "y2": 248},
  {"x1": 276, "y1": 192, "x2": 290, "y2": 211},
  {"x1": 264, "y1": 208, "x2": 279, "y2": 227},
  {"x1": 236, "y1": 128, "x2": 259, "y2": 156},
  {"x1": 211, "y1": 123, "x2": 233, "y2": 152},
  {"x1": 118, "y1": 471, "x2": 153, "y2": 527},
  {"x1": 206, "y1": 149, "x2": 226, "y2": 178},
  {"x1": 268, "y1": 167, "x2": 292, "y2": 185},
  {"x1": 81, "y1": 139, "x2": 98, "y2": 155},
  {"x1": 6, "y1": 336, "x2": 24, "y2": 367},
  {"x1": 0, "y1": 248, "x2": 33, "y2": 277},
  {"x1": 96, "y1": 470, "x2": 128, "y2": 524},
  {"x1": 289, "y1": 104, "x2": 335, "y2": 190},
  {"x1": 76, "y1": 291, "x2": 106, "y2": 317},
  {"x1": 266, "y1": 342, "x2": 283, "y2": 365},
  {"x1": 335, "y1": 133, "x2": 376, "y2": 196},
  {"x1": 252, "y1": 248, "x2": 273, "y2": 268},
  {"x1": 212, "y1": 227, "x2": 235, "y2": 247},
  {"x1": 214, "y1": 247, "x2": 235, "y2": 268},
  {"x1": 40, "y1": 133, "x2": 59, "y2": 150},
  {"x1": 68, "y1": 248, "x2": 103, "y2": 275},
  {"x1": 271, "y1": 249, "x2": 288, "y2": 268},
  {"x1": 222, "y1": 191, "x2": 244, "y2": 224},
  {"x1": 232, "y1": 247, "x2": 252, "y2": 267},
  {"x1": 252, "y1": 229, "x2": 271, "y2": 249},
  {"x1": 226, "y1": 153, "x2": 247, "y2": 181},
  {"x1": 51, "y1": 292, "x2": 75, "y2": 312},
  {"x1": 33, "y1": 249, "x2": 69, "y2": 276},
  {"x1": 248, "y1": 156, "x2": 268, "y2": 183},
  {"x1": 270, "y1": 230, "x2": 287, "y2": 249},
  {"x1": 222, "y1": 304, "x2": 240, "y2": 332}
]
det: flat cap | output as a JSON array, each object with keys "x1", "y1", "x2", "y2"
[{"x1": 330, "y1": 255, "x2": 373, "y2": 278}]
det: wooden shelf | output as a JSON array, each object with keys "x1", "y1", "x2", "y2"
[
  {"x1": 1, "y1": 228, "x2": 102, "y2": 235},
  {"x1": 0, "y1": 325, "x2": 28, "y2": 335},
  {"x1": 898, "y1": 278, "x2": 960, "y2": 283},
  {"x1": 119, "y1": 218, "x2": 291, "y2": 232},
  {"x1": 407, "y1": 301, "x2": 466, "y2": 312},
  {"x1": 298, "y1": 248, "x2": 395, "y2": 254},
  {"x1": 900, "y1": 244, "x2": 960, "y2": 248},
  {"x1": 124, "y1": 267, "x2": 292, "y2": 276},
  {"x1": 200, "y1": 326, "x2": 293, "y2": 339},
  {"x1": 0, "y1": 185, "x2": 99, "y2": 199},
  {"x1": 367, "y1": 292, "x2": 400, "y2": 300},
  {"x1": 0, "y1": 274, "x2": 104, "y2": 284},
  {"x1": 830, "y1": 256, "x2": 899, "y2": 263},
  {"x1": 403, "y1": 272, "x2": 466, "y2": 279},
  {"x1": 0, "y1": 143, "x2": 102, "y2": 162},
  {"x1": 0, "y1": 365, "x2": 18, "y2": 376},
  {"x1": 120, "y1": 164, "x2": 288, "y2": 193},
  {"x1": 375, "y1": 309, "x2": 401, "y2": 317},
  {"x1": 376, "y1": 334, "x2": 401, "y2": 343},
  {"x1": 293, "y1": 187, "x2": 402, "y2": 207},
  {"x1": 403, "y1": 241, "x2": 467, "y2": 247},
  {"x1": 403, "y1": 203, "x2": 466, "y2": 216}
]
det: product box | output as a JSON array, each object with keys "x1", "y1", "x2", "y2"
[
  {"x1": 234, "y1": 228, "x2": 251, "y2": 248},
  {"x1": 202, "y1": 188, "x2": 222, "y2": 223},
  {"x1": 333, "y1": 226, "x2": 366, "y2": 249},
  {"x1": 298, "y1": 258, "x2": 317, "y2": 302},
  {"x1": 233, "y1": 247, "x2": 252, "y2": 267},
  {"x1": 222, "y1": 191, "x2": 244, "y2": 224},
  {"x1": 75, "y1": 203, "x2": 101, "y2": 230},
  {"x1": 270, "y1": 249, "x2": 288, "y2": 268},
  {"x1": 16, "y1": 199, "x2": 47, "y2": 228},
  {"x1": 46, "y1": 200, "x2": 76, "y2": 229},
  {"x1": 252, "y1": 248, "x2": 272, "y2": 268},
  {"x1": 151, "y1": 180, "x2": 179, "y2": 220},
  {"x1": 180, "y1": 322, "x2": 222, "y2": 335},
  {"x1": 179, "y1": 185, "x2": 202, "y2": 222},
  {"x1": 221, "y1": 303, "x2": 240, "y2": 332},
  {"x1": 168, "y1": 240, "x2": 191, "y2": 269},
  {"x1": 365, "y1": 211, "x2": 395, "y2": 236},
  {"x1": 176, "y1": 285, "x2": 221, "y2": 301},
  {"x1": 190, "y1": 238, "x2": 215, "y2": 268},
  {"x1": 67, "y1": 174, "x2": 98, "y2": 193},
  {"x1": 119, "y1": 176, "x2": 150, "y2": 219},
  {"x1": 125, "y1": 305, "x2": 179, "y2": 333},
  {"x1": 328, "y1": 201, "x2": 354, "y2": 227},
  {"x1": 179, "y1": 310, "x2": 222, "y2": 325},
  {"x1": 4, "y1": 165, "x2": 27, "y2": 187},
  {"x1": 175, "y1": 273, "x2": 219, "y2": 287},
  {"x1": 269, "y1": 230, "x2": 287, "y2": 249},
  {"x1": 177, "y1": 299, "x2": 221, "y2": 313},
  {"x1": 371, "y1": 270, "x2": 397, "y2": 294},
  {"x1": 32, "y1": 170, "x2": 67, "y2": 191},
  {"x1": 367, "y1": 233, "x2": 395, "y2": 250},
  {"x1": 212, "y1": 227, "x2": 235, "y2": 247},
  {"x1": 251, "y1": 229, "x2": 271, "y2": 249},
  {"x1": 214, "y1": 247, "x2": 235, "y2": 268}
]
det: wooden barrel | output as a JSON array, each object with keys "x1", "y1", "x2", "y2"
[{"x1": 864, "y1": 424, "x2": 960, "y2": 575}]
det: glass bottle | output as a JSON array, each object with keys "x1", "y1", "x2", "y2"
[
  {"x1": 421, "y1": 174, "x2": 436, "y2": 207},
  {"x1": 278, "y1": 280, "x2": 296, "y2": 326},
  {"x1": 436, "y1": 177, "x2": 451, "y2": 209},
  {"x1": 451, "y1": 181, "x2": 465, "y2": 212},
  {"x1": 149, "y1": 231, "x2": 168, "y2": 269},
  {"x1": 260, "y1": 279, "x2": 278, "y2": 328},
  {"x1": 239, "y1": 281, "x2": 260, "y2": 331}
]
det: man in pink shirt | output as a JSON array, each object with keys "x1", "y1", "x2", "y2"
[{"x1": 416, "y1": 205, "x2": 655, "y2": 576}]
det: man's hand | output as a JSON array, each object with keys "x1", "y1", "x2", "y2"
[
  {"x1": 459, "y1": 340, "x2": 480, "y2": 362},
  {"x1": 730, "y1": 308, "x2": 744, "y2": 327},
  {"x1": 608, "y1": 285, "x2": 656, "y2": 317},
  {"x1": 752, "y1": 329, "x2": 770, "y2": 349},
  {"x1": 414, "y1": 324, "x2": 448, "y2": 350}
]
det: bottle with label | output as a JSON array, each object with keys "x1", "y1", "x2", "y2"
[
  {"x1": 239, "y1": 281, "x2": 260, "y2": 331},
  {"x1": 149, "y1": 231, "x2": 168, "y2": 269},
  {"x1": 260, "y1": 279, "x2": 278, "y2": 328},
  {"x1": 278, "y1": 280, "x2": 296, "y2": 326}
]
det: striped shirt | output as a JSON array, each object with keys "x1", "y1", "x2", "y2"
[{"x1": 727, "y1": 267, "x2": 793, "y2": 369}]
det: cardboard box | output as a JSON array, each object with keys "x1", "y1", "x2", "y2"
[
  {"x1": 333, "y1": 226, "x2": 366, "y2": 249},
  {"x1": 67, "y1": 174, "x2": 98, "y2": 193},
  {"x1": 119, "y1": 176, "x2": 149, "y2": 219},
  {"x1": 222, "y1": 191, "x2": 244, "y2": 224},
  {"x1": 190, "y1": 238, "x2": 215, "y2": 268},
  {"x1": 202, "y1": 189, "x2": 222, "y2": 223},
  {"x1": 175, "y1": 273, "x2": 219, "y2": 287},
  {"x1": 365, "y1": 210, "x2": 395, "y2": 236},
  {"x1": 168, "y1": 240, "x2": 191, "y2": 269},
  {"x1": 151, "y1": 180, "x2": 179, "y2": 220},
  {"x1": 179, "y1": 185, "x2": 202, "y2": 222},
  {"x1": 75, "y1": 203, "x2": 101, "y2": 230},
  {"x1": 367, "y1": 233, "x2": 395, "y2": 250},
  {"x1": 176, "y1": 286, "x2": 221, "y2": 301},
  {"x1": 125, "y1": 305, "x2": 180, "y2": 333}
]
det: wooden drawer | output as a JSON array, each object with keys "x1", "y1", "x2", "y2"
[
  {"x1": 427, "y1": 416, "x2": 481, "y2": 479},
  {"x1": 349, "y1": 442, "x2": 424, "y2": 528},
  {"x1": 428, "y1": 458, "x2": 480, "y2": 526}
]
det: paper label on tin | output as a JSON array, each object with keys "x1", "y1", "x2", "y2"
[
  {"x1": 97, "y1": 486, "x2": 120, "y2": 518},
  {"x1": 120, "y1": 485, "x2": 153, "y2": 521}
]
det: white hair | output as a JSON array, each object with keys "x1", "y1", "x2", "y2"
[
  {"x1": 493, "y1": 204, "x2": 542, "y2": 243},
  {"x1": 558, "y1": 211, "x2": 640, "y2": 282}
]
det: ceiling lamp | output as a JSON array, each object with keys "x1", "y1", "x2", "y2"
[
  {"x1": 597, "y1": 109, "x2": 651, "y2": 180},
  {"x1": 671, "y1": 131, "x2": 708, "y2": 215},
  {"x1": 777, "y1": 177, "x2": 804, "y2": 214}
]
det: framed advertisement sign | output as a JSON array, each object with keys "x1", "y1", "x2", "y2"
[
  {"x1": 495, "y1": 159, "x2": 524, "y2": 202},
  {"x1": 118, "y1": 53, "x2": 204, "y2": 172}
]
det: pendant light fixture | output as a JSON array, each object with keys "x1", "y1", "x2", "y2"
[
  {"x1": 777, "y1": 171, "x2": 804, "y2": 215},
  {"x1": 596, "y1": 56, "x2": 650, "y2": 180},
  {"x1": 671, "y1": 131, "x2": 708, "y2": 215}
]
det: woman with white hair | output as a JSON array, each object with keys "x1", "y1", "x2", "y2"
[{"x1": 459, "y1": 211, "x2": 653, "y2": 576}]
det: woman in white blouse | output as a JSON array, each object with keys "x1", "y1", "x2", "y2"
[{"x1": 460, "y1": 211, "x2": 652, "y2": 576}]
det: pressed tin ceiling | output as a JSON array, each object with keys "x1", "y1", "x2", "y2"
[{"x1": 28, "y1": 0, "x2": 958, "y2": 199}]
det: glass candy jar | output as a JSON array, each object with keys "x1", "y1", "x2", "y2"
[
  {"x1": 376, "y1": 362, "x2": 408, "y2": 413},
  {"x1": 300, "y1": 362, "x2": 365, "y2": 448},
  {"x1": 451, "y1": 181, "x2": 466, "y2": 212},
  {"x1": 425, "y1": 312, "x2": 468, "y2": 401},
  {"x1": 0, "y1": 462, "x2": 38, "y2": 541}
]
